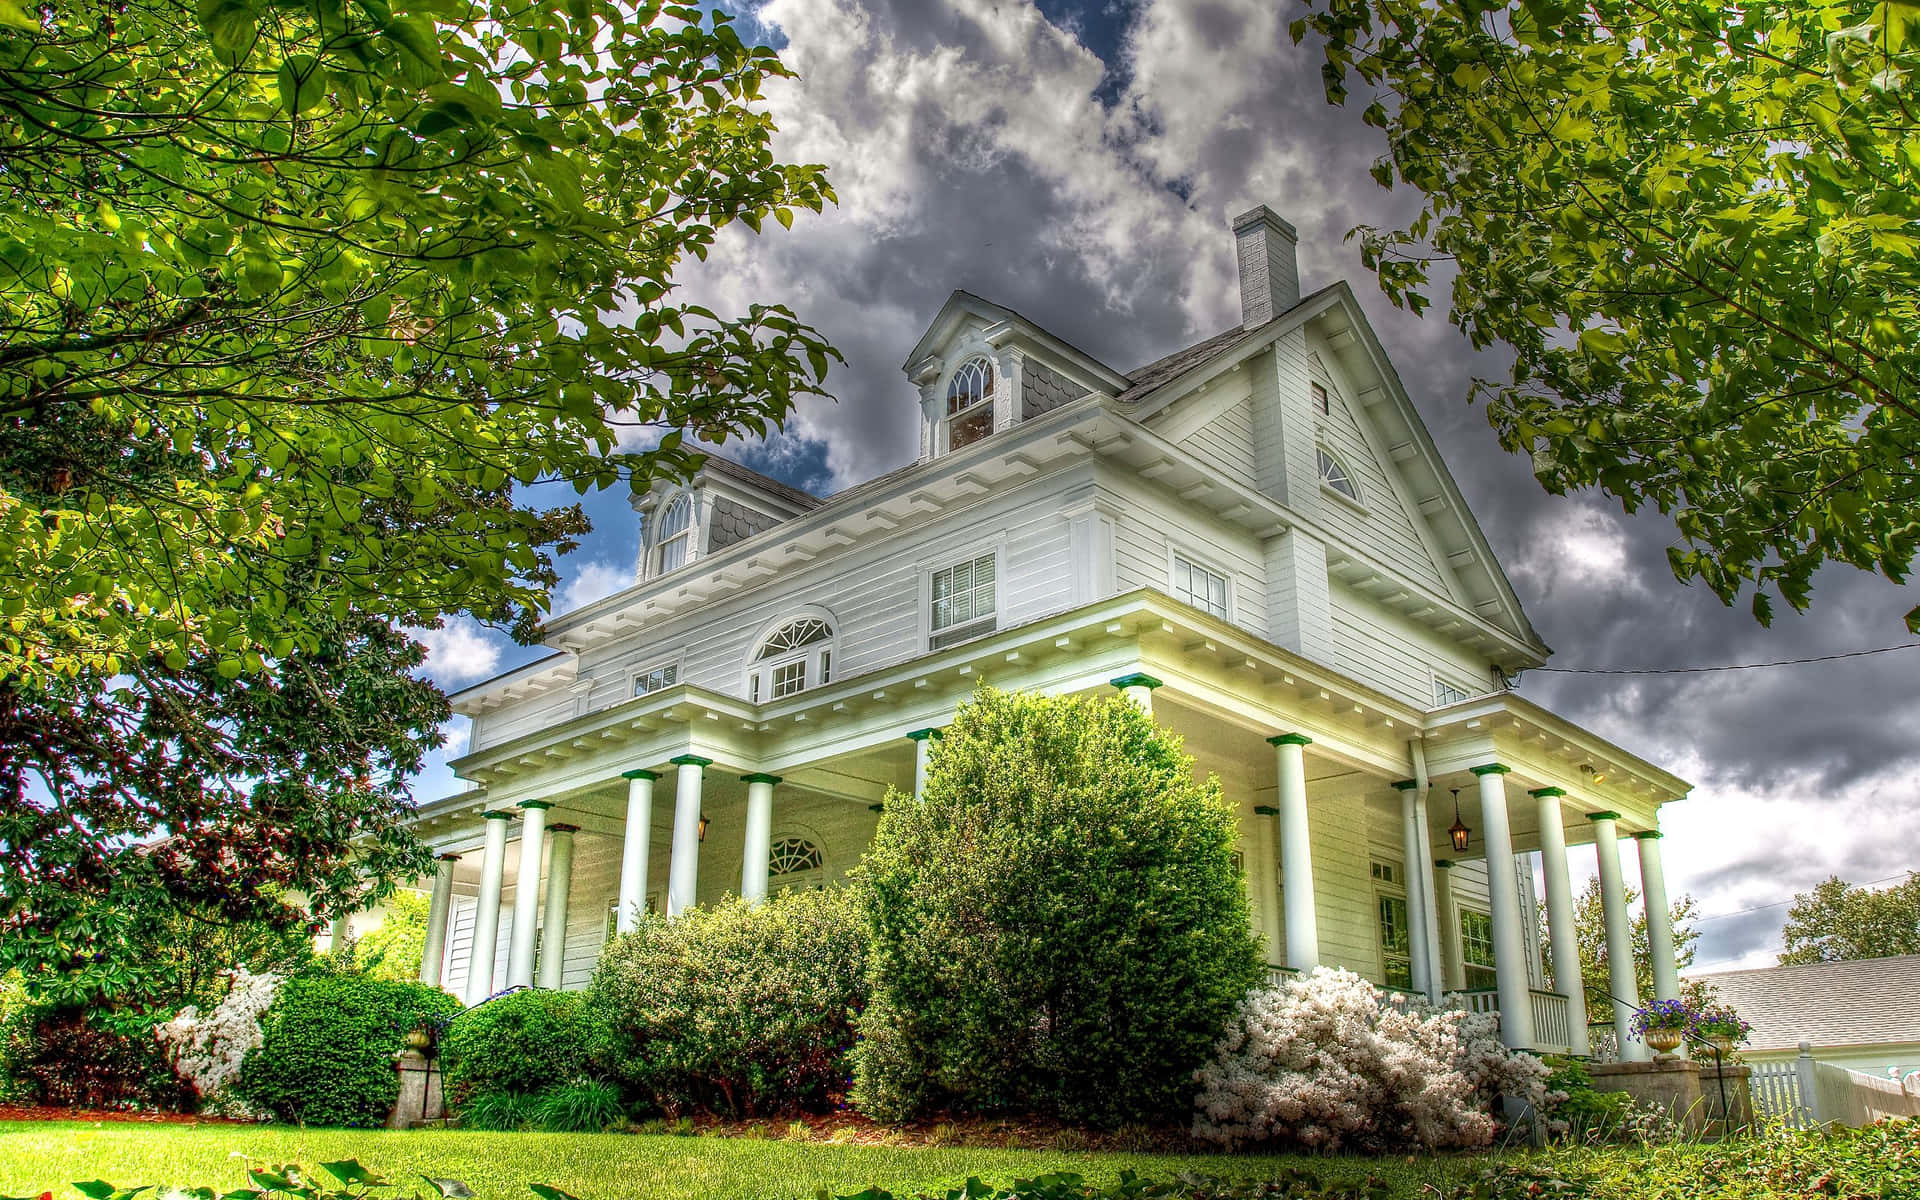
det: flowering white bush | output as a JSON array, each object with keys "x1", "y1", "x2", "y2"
[
  {"x1": 1192, "y1": 968, "x2": 1551, "y2": 1152},
  {"x1": 155, "y1": 969, "x2": 283, "y2": 1116}
]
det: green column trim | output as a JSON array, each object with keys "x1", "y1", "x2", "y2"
[
  {"x1": 1253, "y1": 804, "x2": 1279, "y2": 816},
  {"x1": 517, "y1": 799, "x2": 552, "y2": 811},
  {"x1": 547, "y1": 823, "x2": 580, "y2": 835},
  {"x1": 1109, "y1": 672, "x2": 1163, "y2": 691},
  {"x1": 1468, "y1": 763, "x2": 1511, "y2": 776},
  {"x1": 481, "y1": 810, "x2": 515, "y2": 821},
  {"x1": 1529, "y1": 786, "x2": 1566, "y2": 798},
  {"x1": 1433, "y1": 859, "x2": 1454, "y2": 870},
  {"x1": 1585, "y1": 810, "x2": 1622, "y2": 822},
  {"x1": 1633, "y1": 831, "x2": 1663, "y2": 841},
  {"x1": 905, "y1": 727, "x2": 943, "y2": 742},
  {"x1": 669, "y1": 754, "x2": 713, "y2": 768},
  {"x1": 1267, "y1": 733, "x2": 1313, "y2": 747},
  {"x1": 740, "y1": 773, "x2": 783, "y2": 785},
  {"x1": 621, "y1": 769, "x2": 660, "y2": 781},
  {"x1": 1390, "y1": 779, "x2": 1418, "y2": 791}
]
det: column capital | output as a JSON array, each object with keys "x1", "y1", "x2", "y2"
[
  {"x1": 740, "y1": 772, "x2": 782, "y2": 785},
  {"x1": 1586, "y1": 809, "x2": 1623, "y2": 822},
  {"x1": 435, "y1": 852, "x2": 462, "y2": 862},
  {"x1": 1267, "y1": 732, "x2": 1313, "y2": 747},
  {"x1": 547, "y1": 823, "x2": 580, "y2": 835},
  {"x1": 1433, "y1": 858, "x2": 1454, "y2": 870},
  {"x1": 1468, "y1": 763, "x2": 1511, "y2": 776},
  {"x1": 481, "y1": 809, "x2": 516, "y2": 821},
  {"x1": 1529, "y1": 786, "x2": 1567, "y2": 798},
  {"x1": 622, "y1": 768, "x2": 660, "y2": 781},
  {"x1": 1109, "y1": 672, "x2": 1163, "y2": 691},
  {"x1": 669, "y1": 754, "x2": 713, "y2": 768},
  {"x1": 518, "y1": 799, "x2": 553, "y2": 811},
  {"x1": 1390, "y1": 778, "x2": 1418, "y2": 791},
  {"x1": 904, "y1": 727, "x2": 943, "y2": 742},
  {"x1": 1633, "y1": 830, "x2": 1663, "y2": 840},
  {"x1": 1253, "y1": 804, "x2": 1279, "y2": 816}
]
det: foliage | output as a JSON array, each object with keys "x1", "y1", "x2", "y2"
[
  {"x1": 352, "y1": 892, "x2": 430, "y2": 983},
  {"x1": 1296, "y1": 1, "x2": 1920, "y2": 631},
  {"x1": 590, "y1": 886, "x2": 867, "y2": 1119},
  {"x1": 237, "y1": 974, "x2": 460, "y2": 1127},
  {"x1": 454, "y1": 1089, "x2": 541, "y2": 1133},
  {"x1": 440, "y1": 987, "x2": 593, "y2": 1107},
  {"x1": 0, "y1": 971, "x2": 29, "y2": 1102},
  {"x1": 532, "y1": 1080, "x2": 627, "y2": 1134},
  {"x1": 854, "y1": 686, "x2": 1264, "y2": 1127},
  {"x1": 1629, "y1": 998, "x2": 1694, "y2": 1036},
  {"x1": 1540, "y1": 1058, "x2": 1634, "y2": 1144},
  {"x1": 1779, "y1": 871, "x2": 1920, "y2": 963},
  {"x1": 14, "y1": 1007, "x2": 190, "y2": 1109},
  {"x1": 28, "y1": 1159, "x2": 576, "y2": 1200},
  {"x1": 1191, "y1": 968, "x2": 1550, "y2": 1152},
  {"x1": 156, "y1": 969, "x2": 285, "y2": 1114},
  {"x1": 1557, "y1": 878, "x2": 1702, "y2": 1018}
]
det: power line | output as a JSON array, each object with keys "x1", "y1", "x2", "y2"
[
  {"x1": 1692, "y1": 872, "x2": 1912, "y2": 924},
  {"x1": 1534, "y1": 643, "x2": 1920, "y2": 675}
]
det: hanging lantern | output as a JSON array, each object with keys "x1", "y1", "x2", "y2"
[
  {"x1": 697, "y1": 812, "x2": 710, "y2": 843},
  {"x1": 1448, "y1": 787, "x2": 1471, "y2": 853}
]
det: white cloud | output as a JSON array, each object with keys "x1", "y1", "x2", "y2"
[
  {"x1": 554, "y1": 558, "x2": 633, "y2": 615},
  {"x1": 413, "y1": 618, "x2": 502, "y2": 688},
  {"x1": 1510, "y1": 504, "x2": 1642, "y2": 598}
]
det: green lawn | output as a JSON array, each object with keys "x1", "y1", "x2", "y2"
[{"x1": 0, "y1": 1122, "x2": 1494, "y2": 1200}]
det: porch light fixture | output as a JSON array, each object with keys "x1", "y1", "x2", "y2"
[
  {"x1": 1447, "y1": 788, "x2": 1471, "y2": 853},
  {"x1": 697, "y1": 812, "x2": 710, "y2": 842},
  {"x1": 1582, "y1": 763, "x2": 1608, "y2": 785}
]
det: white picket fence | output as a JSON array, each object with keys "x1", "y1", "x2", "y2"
[{"x1": 1750, "y1": 1042, "x2": 1920, "y2": 1129}]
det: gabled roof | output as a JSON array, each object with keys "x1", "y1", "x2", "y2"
[
  {"x1": 1692, "y1": 955, "x2": 1920, "y2": 1053},
  {"x1": 697, "y1": 454, "x2": 822, "y2": 511},
  {"x1": 1115, "y1": 324, "x2": 1253, "y2": 404},
  {"x1": 903, "y1": 290, "x2": 1133, "y2": 394}
]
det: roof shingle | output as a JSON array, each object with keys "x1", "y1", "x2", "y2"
[{"x1": 1691, "y1": 955, "x2": 1920, "y2": 1052}]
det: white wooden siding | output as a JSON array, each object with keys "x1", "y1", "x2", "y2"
[
  {"x1": 1330, "y1": 582, "x2": 1491, "y2": 707},
  {"x1": 1107, "y1": 480, "x2": 1270, "y2": 637},
  {"x1": 1178, "y1": 394, "x2": 1258, "y2": 490}
]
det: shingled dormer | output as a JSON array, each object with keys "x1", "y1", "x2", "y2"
[{"x1": 632, "y1": 454, "x2": 820, "y2": 582}]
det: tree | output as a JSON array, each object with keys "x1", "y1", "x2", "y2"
[
  {"x1": 1, "y1": 1, "x2": 836, "y2": 1001},
  {"x1": 853, "y1": 686, "x2": 1264, "y2": 1127},
  {"x1": 352, "y1": 889, "x2": 430, "y2": 982},
  {"x1": 1779, "y1": 872, "x2": 1920, "y2": 964},
  {"x1": 1296, "y1": 2, "x2": 1920, "y2": 630},
  {"x1": 1552, "y1": 877, "x2": 1699, "y2": 1018}
]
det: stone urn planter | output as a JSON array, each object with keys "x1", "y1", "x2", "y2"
[
  {"x1": 404, "y1": 1027, "x2": 434, "y2": 1053},
  {"x1": 1645, "y1": 1026, "x2": 1685, "y2": 1060}
]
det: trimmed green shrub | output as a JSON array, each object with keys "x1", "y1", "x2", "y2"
[
  {"x1": 589, "y1": 886, "x2": 866, "y2": 1118},
  {"x1": 853, "y1": 685, "x2": 1265, "y2": 1127},
  {"x1": 440, "y1": 986, "x2": 592, "y2": 1106},
  {"x1": 237, "y1": 974, "x2": 459, "y2": 1127},
  {"x1": 534, "y1": 1079, "x2": 626, "y2": 1132},
  {"x1": 457, "y1": 1088, "x2": 540, "y2": 1131}
]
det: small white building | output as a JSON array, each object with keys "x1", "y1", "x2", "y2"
[{"x1": 403, "y1": 208, "x2": 1692, "y2": 1060}]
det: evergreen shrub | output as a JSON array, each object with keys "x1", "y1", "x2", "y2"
[
  {"x1": 237, "y1": 974, "x2": 459, "y2": 1127},
  {"x1": 589, "y1": 886, "x2": 866, "y2": 1118},
  {"x1": 16, "y1": 1008, "x2": 189, "y2": 1110},
  {"x1": 853, "y1": 685, "x2": 1265, "y2": 1127},
  {"x1": 440, "y1": 986, "x2": 592, "y2": 1106}
]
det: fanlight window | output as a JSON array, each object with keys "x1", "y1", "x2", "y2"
[
  {"x1": 769, "y1": 836, "x2": 823, "y2": 877},
  {"x1": 1316, "y1": 447, "x2": 1360, "y2": 503},
  {"x1": 755, "y1": 618, "x2": 832, "y2": 659},
  {"x1": 654, "y1": 493, "x2": 693, "y2": 573},
  {"x1": 945, "y1": 357, "x2": 995, "y2": 451},
  {"x1": 749, "y1": 616, "x2": 835, "y2": 702}
]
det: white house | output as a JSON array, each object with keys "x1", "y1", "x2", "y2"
[{"x1": 401, "y1": 208, "x2": 1692, "y2": 1060}]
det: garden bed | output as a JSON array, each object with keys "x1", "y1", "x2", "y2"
[{"x1": 0, "y1": 1105, "x2": 248, "y2": 1126}]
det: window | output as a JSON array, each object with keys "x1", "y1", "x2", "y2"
[
  {"x1": 1173, "y1": 554, "x2": 1230, "y2": 619},
  {"x1": 632, "y1": 663, "x2": 678, "y2": 697},
  {"x1": 1370, "y1": 860, "x2": 1399, "y2": 886},
  {"x1": 1460, "y1": 909, "x2": 1496, "y2": 990},
  {"x1": 654, "y1": 493, "x2": 692, "y2": 573},
  {"x1": 769, "y1": 835, "x2": 825, "y2": 892},
  {"x1": 1311, "y1": 381, "x2": 1330, "y2": 415},
  {"x1": 1377, "y1": 894, "x2": 1413, "y2": 990},
  {"x1": 930, "y1": 553, "x2": 996, "y2": 649},
  {"x1": 946, "y1": 357, "x2": 995, "y2": 451},
  {"x1": 749, "y1": 615, "x2": 835, "y2": 702},
  {"x1": 1433, "y1": 677, "x2": 1473, "y2": 706},
  {"x1": 1317, "y1": 446, "x2": 1360, "y2": 503}
]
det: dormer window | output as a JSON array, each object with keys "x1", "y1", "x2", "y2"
[
  {"x1": 1317, "y1": 447, "x2": 1360, "y2": 504},
  {"x1": 654, "y1": 493, "x2": 692, "y2": 573},
  {"x1": 749, "y1": 615, "x2": 835, "y2": 702},
  {"x1": 946, "y1": 357, "x2": 995, "y2": 451}
]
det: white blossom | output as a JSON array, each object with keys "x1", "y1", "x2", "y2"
[{"x1": 155, "y1": 969, "x2": 284, "y2": 1116}]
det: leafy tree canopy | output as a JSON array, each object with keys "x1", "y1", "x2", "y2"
[
  {"x1": 1779, "y1": 872, "x2": 1920, "y2": 964},
  {"x1": 1297, "y1": 1, "x2": 1920, "y2": 630}
]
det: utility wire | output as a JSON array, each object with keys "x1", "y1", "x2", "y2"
[
  {"x1": 1692, "y1": 872, "x2": 1913, "y2": 924},
  {"x1": 1533, "y1": 643, "x2": 1920, "y2": 675}
]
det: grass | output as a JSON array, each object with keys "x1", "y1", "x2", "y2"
[{"x1": 0, "y1": 1121, "x2": 1498, "y2": 1200}]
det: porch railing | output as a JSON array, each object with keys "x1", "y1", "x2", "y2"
[
  {"x1": 1440, "y1": 987, "x2": 1576, "y2": 1055},
  {"x1": 1265, "y1": 963, "x2": 1300, "y2": 988}
]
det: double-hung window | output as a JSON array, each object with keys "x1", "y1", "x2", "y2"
[
  {"x1": 654, "y1": 494, "x2": 692, "y2": 574},
  {"x1": 632, "y1": 663, "x2": 678, "y2": 697},
  {"x1": 1460, "y1": 909, "x2": 1497, "y2": 990},
  {"x1": 1172, "y1": 554, "x2": 1230, "y2": 619},
  {"x1": 930, "y1": 553, "x2": 996, "y2": 649}
]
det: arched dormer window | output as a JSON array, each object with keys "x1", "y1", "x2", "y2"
[
  {"x1": 654, "y1": 493, "x2": 692, "y2": 574},
  {"x1": 945, "y1": 357, "x2": 995, "y2": 451},
  {"x1": 748, "y1": 613, "x2": 835, "y2": 702},
  {"x1": 1317, "y1": 447, "x2": 1360, "y2": 504}
]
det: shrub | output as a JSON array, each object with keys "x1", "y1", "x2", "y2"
[
  {"x1": 853, "y1": 685, "x2": 1264, "y2": 1127},
  {"x1": 1542, "y1": 1057, "x2": 1634, "y2": 1142},
  {"x1": 458, "y1": 1089, "x2": 540, "y2": 1132},
  {"x1": 15, "y1": 1008, "x2": 190, "y2": 1110},
  {"x1": 533, "y1": 1079, "x2": 626, "y2": 1132},
  {"x1": 440, "y1": 987, "x2": 592, "y2": 1107},
  {"x1": 589, "y1": 886, "x2": 866, "y2": 1118},
  {"x1": 1191, "y1": 968, "x2": 1550, "y2": 1152},
  {"x1": 155, "y1": 969, "x2": 284, "y2": 1115},
  {"x1": 237, "y1": 974, "x2": 460, "y2": 1127},
  {"x1": 0, "y1": 973, "x2": 30, "y2": 1103}
]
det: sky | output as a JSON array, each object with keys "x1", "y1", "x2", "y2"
[{"x1": 412, "y1": 0, "x2": 1920, "y2": 973}]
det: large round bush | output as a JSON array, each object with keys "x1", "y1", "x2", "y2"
[
  {"x1": 237, "y1": 974, "x2": 459, "y2": 1126},
  {"x1": 853, "y1": 685, "x2": 1264, "y2": 1127},
  {"x1": 589, "y1": 886, "x2": 865, "y2": 1118},
  {"x1": 440, "y1": 986, "x2": 592, "y2": 1106}
]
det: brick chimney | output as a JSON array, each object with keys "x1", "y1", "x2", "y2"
[{"x1": 1232, "y1": 206, "x2": 1300, "y2": 328}]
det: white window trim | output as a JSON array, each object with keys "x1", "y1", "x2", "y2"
[
  {"x1": 1166, "y1": 546, "x2": 1235, "y2": 621},
  {"x1": 744, "y1": 606, "x2": 838, "y2": 704},
  {"x1": 1316, "y1": 446, "x2": 1368, "y2": 512},
  {"x1": 1431, "y1": 671, "x2": 1476, "y2": 707},
  {"x1": 630, "y1": 657, "x2": 683, "y2": 699},
  {"x1": 650, "y1": 490, "x2": 699, "y2": 577},
  {"x1": 919, "y1": 535, "x2": 1008, "y2": 651}
]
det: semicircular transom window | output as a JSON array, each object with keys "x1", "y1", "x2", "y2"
[
  {"x1": 945, "y1": 357, "x2": 995, "y2": 451},
  {"x1": 749, "y1": 616, "x2": 836, "y2": 701},
  {"x1": 769, "y1": 836, "x2": 823, "y2": 877},
  {"x1": 1317, "y1": 447, "x2": 1360, "y2": 503}
]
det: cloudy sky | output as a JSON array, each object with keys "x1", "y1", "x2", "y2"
[{"x1": 415, "y1": 0, "x2": 1919, "y2": 972}]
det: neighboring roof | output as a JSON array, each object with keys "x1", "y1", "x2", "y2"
[
  {"x1": 1115, "y1": 323, "x2": 1258, "y2": 404},
  {"x1": 1691, "y1": 955, "x2": 1920, "y2": 1052},
  {"x1": 697, "y1": 453, "x2": 822, "y2": 511}
]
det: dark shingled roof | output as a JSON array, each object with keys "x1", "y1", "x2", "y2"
[
  {"x1": 697, "y1": 453, "x2": 822, "y2": 511},
  {"x1": 1690, "y1": 954, "x2": 1920, "y2": 1053},
  {"x1": 1115, "y1": 324, "x2": 1258, "y2": 405}
]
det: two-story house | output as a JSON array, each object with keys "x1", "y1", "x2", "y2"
[{"x1": 398, "y1": 207, "x2": 1690, "y2": 1061}]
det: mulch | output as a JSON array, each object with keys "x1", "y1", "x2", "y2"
[{"x1": 0, "y1": 1105, "x2": 249, "y2": 1126}]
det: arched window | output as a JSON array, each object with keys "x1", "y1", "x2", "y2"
[
  {"x1": 654, "y1": 493, "x2": 692, "y2": 573},
  {"x1": 748, "y1": 615, "x2": 835, "y2": 701},
  {"x1": 1317, "y1": 447, "x2": 1360, "y2": 503},
  {"x1": 945, "y1": 357, "x2": 995, "y2": 451},
  {"x1": 769, "y1": 835, "x2": 825, "y2": 892}
]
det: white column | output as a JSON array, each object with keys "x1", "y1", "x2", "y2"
[
  {"x1": 505, "y1": 800, "x2": 549, "y2": 988},
  {"x1": 906, "y1": 728, "x2": 939, "y2": 797},
  {"x1": 1413, "y1": 791, "x2": 1445, "y2": 1002},
  {"x1": 463, "y1": 810, "x2": 513, "y2": 1006},
  {"x1": 328, "y1": 912, "x2": 352, "y2": 953},
  {"x1": 740, "y1": 773, "x2": 779, "y2": 902},
  {"x1": 1270, "y1": 733, "x2": 1318, "y2": 972},
  {"x1": 1472, "y1": 764, "x2": 1535, "y2": 1049},
  {"x1": 536, "y1": 825, "x2": 577, "y2": 989},
  {"x1": 1253, "y1": 804, "x2": 1285, "y2": 965},
  {"x1": 1531, "y1": 788, "x2": 1590, "y2": 1056},
  {"x1": 1637, "y1": 830, "x2": 1680, "y2": 1003},
  {"x1": 616, "y1": 769, "x2": 657, "y2": 934},
  {"x1": 1432, "y1": 859, "x2": 1463, "y2": 991},
  {"x1": 420, "y1": 854, "x2": 459, "y2": 987},
  {"x1": 1110, "y1": 672, "x2": 1161, "y2": 716},
  {"x1": 1393, "y1": 780, "x2": 1433, "y2": 998},
  {"x1": 1591, "y1": 811, "x2": 1646, "y2": 1060},
  {"x1": 666, "y1": 755, "x2": 709, "y2": 917}
]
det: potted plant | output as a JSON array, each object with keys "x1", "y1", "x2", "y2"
[
  {"x1": 1695, "y1": 1007, "x2": 1750, "y2": 1055},
  {"x1": 1630, "y1": 998, "x2": 1695, "y2": 1060}
]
